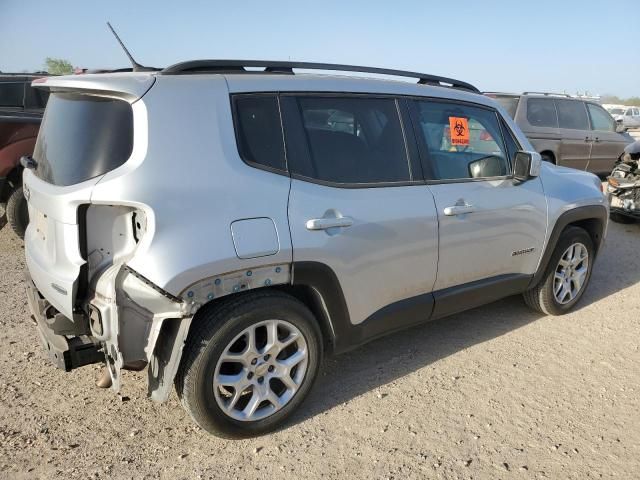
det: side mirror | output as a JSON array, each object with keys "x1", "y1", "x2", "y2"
[
  {"x1": 616, "y1": 123, "x2": 627, "y2": 133},
  {"x1": 513, "y1": 151, "x2": 541, "y2": 182}
]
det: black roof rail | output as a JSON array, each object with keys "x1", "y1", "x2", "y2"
[
  {"x1": 483, "y1": 91, "x2": 520, "y2": 96},
  {"x1": 523, "y1": 91, "x2": 571, "y2": 97},
  {"x1": 160, "y1": 60, "x2": 480, "y2": 93}
]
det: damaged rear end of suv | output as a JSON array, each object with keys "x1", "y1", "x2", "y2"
[
  {"x1": 24, "y1": 73, "x2": 195, "y2": 401},
  {"x1": 23, "y1": 69, "x2": 300, "y2": 439}
]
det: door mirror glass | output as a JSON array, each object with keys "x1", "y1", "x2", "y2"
[{"x1": 513, "y1": 151, "x2": 541, "y2": 181}]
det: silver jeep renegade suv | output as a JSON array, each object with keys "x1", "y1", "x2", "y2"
[{"x1": 23, "y1": 61, "x2": 608, "y2": 438}]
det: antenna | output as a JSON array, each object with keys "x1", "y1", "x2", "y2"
[{"x1": 106, "y1": 22, "x2": 154, "y2": 72}]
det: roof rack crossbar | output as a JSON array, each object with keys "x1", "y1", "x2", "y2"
[
  {"x1": 523, "y1": 91, "x2": 571, "y2": 97},
  {"x1": 160, "y1": 60, "x2": 479, "y2": 92}
]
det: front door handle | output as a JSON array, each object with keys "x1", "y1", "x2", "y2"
[
  {"x1": 444, "y1": 203, "x2": 476, "y2": 216},
  {"x1": 306, "y1": 216, "x2": 353, "y2": 231},
  {"x1": 594, "y1": 137, "x2": 601, "y2": 143},
  {"x1": 584, "y1": 136, "x2": 593, "y2": 143}
]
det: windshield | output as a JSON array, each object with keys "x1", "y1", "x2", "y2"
[
  {"x1": 491, "y1": 95, "x2": 520, "y2": 119},
  {"x1": 608, "y1": 108, "x2": 624, "y2": 115},
  {"x1": 33, "y1": 92, "x2": 133, "y2": 186}
]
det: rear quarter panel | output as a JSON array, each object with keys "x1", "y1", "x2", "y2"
[{"x1": 90, "y1": 75, "x2": 293, "y2": 296}]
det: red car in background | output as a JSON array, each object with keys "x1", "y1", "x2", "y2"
[{"x1": 0, "y1": 73, "x2": 49, "y2": 237}]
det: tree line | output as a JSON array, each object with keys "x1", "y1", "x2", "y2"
[{"x1": 600, "y1": 94, "x2": 640, "y2": 107}]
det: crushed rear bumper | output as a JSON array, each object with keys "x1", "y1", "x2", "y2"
[{"x1": 25, "y1": 272, "x2": 102, "y2": 372}]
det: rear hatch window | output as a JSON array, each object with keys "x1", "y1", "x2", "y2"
[
  {"x1": 33, "y1": 92, "x2": 133, "y2": 186},
  {"x1": 490, "y1": 95, "x2": 520, "y2": 119}
]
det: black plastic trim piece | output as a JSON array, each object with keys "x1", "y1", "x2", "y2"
[
  {"x1": 528, "y1": 205, "x2": 608, "y2": 289},
  {"x1": 290, "y1": 173, "x2": 424, "y2": 189},
  {"x1": 398, "y1": 98, "x2": 425, "y2": 182},
  {"x1": 293, "y1": 262, "x2": 533, "y2": 354},
  {"x1": 341, "y1": 293, "x2": 435, "y2": 353},
  {"x1": 292, "y1": 262, "x2": 350, "y2": 349},
  {"x1": 432, "y1": 274, "x2": 531, "y2": 320},
  {"x1": 75, "y1": 204, "x2": 89, "y2": 313},
  {"x1": 161, "y1": 60, "x2": 480, "y2": 93}
]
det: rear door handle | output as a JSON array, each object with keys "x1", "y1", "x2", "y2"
[
  {"x1": 594, "y1": 137, "x2": 601, "y2": 143},
  {"x1": 584, "y1": 137, "x2": 593, "y2": 143},
  {"x1": 306, "y1": 216, "x2": 353, "y2": 230},
  {"x1": 443, "y1": 204, "x2": 476, "y2": 216}
]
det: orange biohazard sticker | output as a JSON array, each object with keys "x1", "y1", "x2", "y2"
[{"x1": 449, "y1": 117, "x2": 469, "y2": 145}]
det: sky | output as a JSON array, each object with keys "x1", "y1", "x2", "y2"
[{"x1": 1, "y1": 0, "x2": 637, "y2": 97}]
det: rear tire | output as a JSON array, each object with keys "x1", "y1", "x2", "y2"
[
  {"x1": 175, "y1": 291, "x2": 322, "y2": 439},
  {"x1": 523, "y1": 226, "x2": 594, "y2": 315},
  {"x1": 6, "y1": 186, "x2": 29, "y2": 239},
  {"x1": 609, "y1": 211, "x2": 635, "y2": 224}
]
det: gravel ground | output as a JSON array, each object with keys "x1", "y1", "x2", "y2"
[{"x1": 0, "y1": 217, "x2": 639, "y2": 480}]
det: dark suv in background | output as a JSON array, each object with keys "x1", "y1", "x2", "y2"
[
  {"x1": 486, "y1": 92, "x2": 631, "y2": 174},
  {"x1": 0, "y1": 73, "x2": 50, "y2": 237}
]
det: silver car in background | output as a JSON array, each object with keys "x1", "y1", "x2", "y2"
[{"x1": 610, "y1": 106, "x2": 640, "y2": 130}]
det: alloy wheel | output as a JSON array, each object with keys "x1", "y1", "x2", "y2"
[
  {"x1": 553, "y1": 242, "x2": 589, "y2": 304},
  {"x1": 213, "y1": 319, "x2": 308, "y2": 421}
]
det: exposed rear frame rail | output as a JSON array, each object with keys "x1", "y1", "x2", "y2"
[{"x1": 160, "y1": 60, "x2": 479, "y2": 93}]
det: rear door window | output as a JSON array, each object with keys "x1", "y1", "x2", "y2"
[
  {"x1": 526, "y1": 98, "x2": 558, "y2": 127},
  {"x1": 33, "y1": 93, "x2": 133, "y2": 186},
  {"x1": 411, "y1": 100, "x2": 510, "y2": 180},
  {"x1": 290, "y1": 96, "x2": 411, "y2": 184},
  {"x1": 233, "y1": 95, "x2": 286, "y2": 172},
  {"x1": 587, "y1": 104, "x2": 615, "y2": 132},
  {"x1": 556, "y1": 99, "x2": 589, "y2": 130}
]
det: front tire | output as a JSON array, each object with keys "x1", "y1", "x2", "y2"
[
  {"x1": 523, "y1": 226, "x2": 594, "y2": 315},
  {"x1": 175, "y1": 291, "x2": 322, "y2": 438},
  {"x1": 6, "y1": 186, "x2": 29, "y2": 239}
]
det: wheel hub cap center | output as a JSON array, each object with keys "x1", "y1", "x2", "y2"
[{"x1": 255, "y1": 362, "x2": 270, "y2": 376}]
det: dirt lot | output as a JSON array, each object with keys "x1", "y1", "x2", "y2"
[{"x1": 1, "y1": 218, "x2": 639, "y2": 480}]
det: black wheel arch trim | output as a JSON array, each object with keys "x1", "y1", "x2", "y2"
[
  {"x1": 293, "y1": 262, "x2": 533, "y2": 354},
  {"x1": 528, "y1": 205, "x2": 607, "y2": 289},
  {"x1": 292, "y1": 260, "x2": 437, "y2": 353}
]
